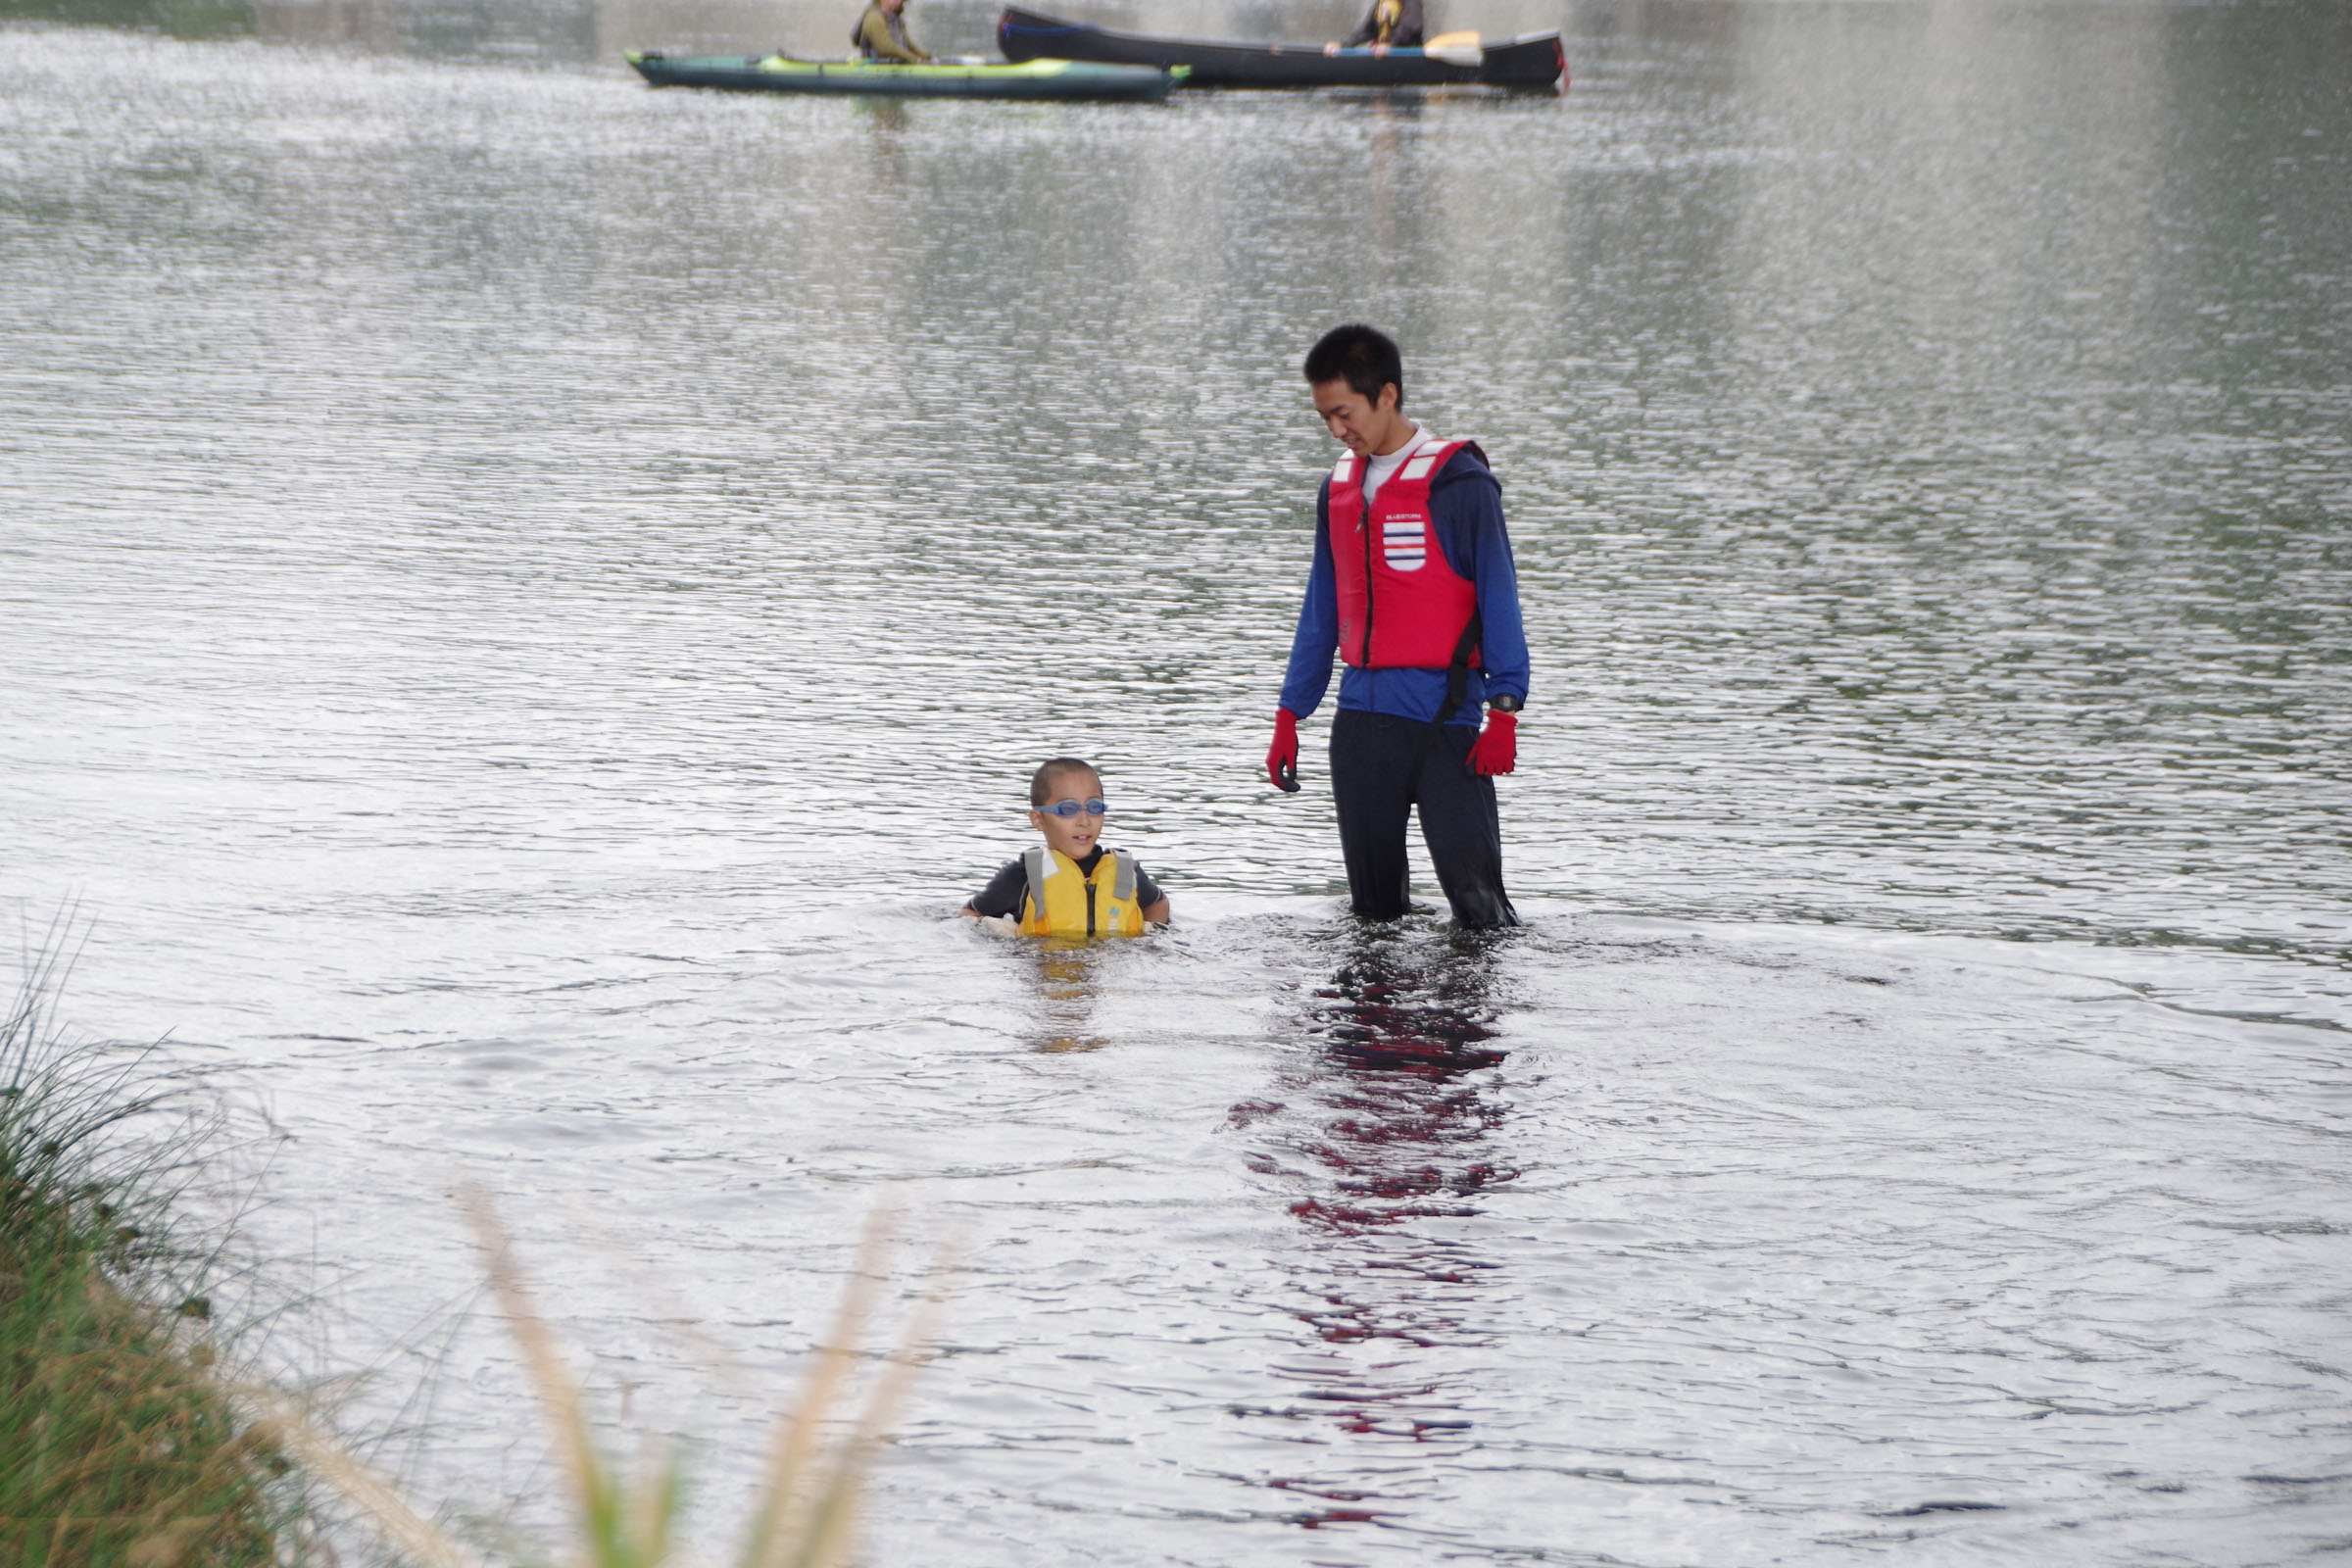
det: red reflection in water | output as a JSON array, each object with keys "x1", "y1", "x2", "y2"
[{"x1": 1233, "y1": 929, "x2": 1523, "y2": 1527}]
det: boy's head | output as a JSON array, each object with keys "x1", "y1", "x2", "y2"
[{"x1": 1028, "y1": 756, "x2": 1106, "y2": 860}]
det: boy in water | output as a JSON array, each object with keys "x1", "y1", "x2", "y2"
[{"x1": 962, "y1": 758, "x2": 1171, "y2": 937}]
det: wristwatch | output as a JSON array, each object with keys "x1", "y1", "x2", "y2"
[{"x1": 1488, "y1": 693, "x2": 1523, "y2": 713}]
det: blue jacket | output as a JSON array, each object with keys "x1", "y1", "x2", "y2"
[{"x1": 1279, "y1": 444, "x2": 1531, "y2": 727}]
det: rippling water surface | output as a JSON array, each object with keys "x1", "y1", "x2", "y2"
[{"x1": 4, "y1": 0, "x2": 2350, "y2": 1562}]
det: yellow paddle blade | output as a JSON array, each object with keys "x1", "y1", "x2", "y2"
[{"x1": 1424, "y1": 30, "x2": 1484, "y2": 65}]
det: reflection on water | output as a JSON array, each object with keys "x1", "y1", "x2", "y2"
[
  {"x1": 6, "y1": 0, "x2": 2339, "y2": 960},
  {"x1": 1027, "y1": 943, "x2": 1110, "y2": 1052},
  {"x1": 1233, "y1": 925, "x2": 1516, "y2": 1524},
  {"x1": 5, "y1": 0, "x2": 2352, "y2": 1562}
]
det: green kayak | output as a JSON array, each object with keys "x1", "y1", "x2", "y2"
[{"x1": 625, "y1": 51, "x2": 1183, "y2": 100}]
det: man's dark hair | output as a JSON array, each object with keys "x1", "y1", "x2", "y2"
[
  {"x1": 1030, "y1": 756, "x2": 1100, "y2": 807},
  {"x1": 1302, "y1": 323, "x2": 1404, "y2": 408}
]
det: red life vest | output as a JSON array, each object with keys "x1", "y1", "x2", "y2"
[{"x1": 1328, "y1": 436, "x2": 1484, "y2": 670}]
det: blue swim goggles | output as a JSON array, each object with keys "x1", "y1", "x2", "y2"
[{"x1": 1039, "y1": 798, "x2": 1108, "y2": 819}]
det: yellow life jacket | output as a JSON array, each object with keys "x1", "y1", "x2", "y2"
[
  {"x1": 1374, "y1": 0, "x2": 1404, "y2": 41},
  {"x1": 1017, "y1": 846, "x2": 1146, "y2": 939}
]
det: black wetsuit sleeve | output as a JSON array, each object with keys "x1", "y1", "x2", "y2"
[
  {"x1": 967, "y1": 859, "x2": 1027, "y2": 918},
  {"x1": 1135, "y1": 864, "x2": 1165, "y2": 908}
]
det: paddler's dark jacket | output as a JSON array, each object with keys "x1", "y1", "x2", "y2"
[
  {"x1": 1342, "y1": 0, "x2": 1424, "y2": 48},
  {"x1": 852, "y1": 0, "x2": 930, "y2": 61}
]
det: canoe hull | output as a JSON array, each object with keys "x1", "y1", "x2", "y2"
[
  {"x1": 626, "y1": 51, "x2": 1180, "y2": 100},
  {"x1": 996, "y1": 6, "x2": 1565, "y2": 90}
]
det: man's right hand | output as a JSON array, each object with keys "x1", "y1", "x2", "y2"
[{"x1": 1267, "y1": 708, "x2": 1301, "y2": 792}]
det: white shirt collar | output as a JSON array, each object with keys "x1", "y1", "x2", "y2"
[{"x1": 1363, "y1": 423, "x2": 1430, "y2": 496}]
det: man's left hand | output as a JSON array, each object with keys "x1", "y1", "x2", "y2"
[{"x1": 1466, "y1": 710, "x2": 1517, "y2": 776}]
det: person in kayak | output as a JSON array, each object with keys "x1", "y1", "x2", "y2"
[
  {"x1": 1324, "y1": 0, "x2": 1423, "y2": 55},
  {"x1": 1267, "y1": 323, "x2": 1528, "y2": 930},
  {"x1": 851, "y1": 0, "x2": 931, "y2": 62},
  {"x1": 962, "y1": 758, "x2": 1171, "y2": 938}
]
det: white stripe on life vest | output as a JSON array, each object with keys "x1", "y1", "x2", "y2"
[
  {"x1": 1399, "y1": 454, "x2": 1439, "y2": 481},
  {"x1": 1383, "y1": 519, "x2": 1427, "y2": 569},
  {"x1": 1332, "y1": 456, "x2": 1356, "y2": 484}
]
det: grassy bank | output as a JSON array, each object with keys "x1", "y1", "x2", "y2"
[
  {"x1": 0, "y1": 0, "x2": 257, "y2": 40},
  {"x1": 1, "y1": 948, "x2": 307, "y2": 1567},
  {"x1": 3, "y1": 941, "x2": 938, "y2": 1568}
]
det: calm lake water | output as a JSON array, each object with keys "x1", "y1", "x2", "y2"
[{"x1": 4, "y1": 0, "x2": 2350, "y2": 1562}]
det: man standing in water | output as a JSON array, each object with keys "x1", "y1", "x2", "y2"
[{"x1": 1267, "y1": 323, "x2": 1529, "y2": 929}]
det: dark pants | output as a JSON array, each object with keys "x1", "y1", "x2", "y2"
[{"x1": 1329, "y1": 708, "x2": 1519, "y2": 929}]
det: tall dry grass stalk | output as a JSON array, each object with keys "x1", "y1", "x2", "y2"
[{"x1": 258, "y1": 1189, "x2": 947, "y2": 1568}]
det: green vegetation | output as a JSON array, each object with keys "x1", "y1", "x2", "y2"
[
  {"x1": 4, "y1": 941, "x2": 941, "y2": 1568},
  {"x1": 1, "y1": 947, "x2": 307, "y2": 1568},
  {"x1": 0, "y1": 0, "x2": 254, "y2": 39}
]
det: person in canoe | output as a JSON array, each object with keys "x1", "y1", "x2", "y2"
[
  {"x1": 1324, "y1": 0, "x2": 1423, "y2": 56},
  {"x1": 1265, "y1": 323, "x2": 1528, "y2": 930},
  {"x1": 851, "y1": 0, "x2": 931, "y2": 62}
]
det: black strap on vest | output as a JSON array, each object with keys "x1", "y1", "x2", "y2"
[{"x1": 1435, "y1": 612, "x2": 1483, "y2": 724}]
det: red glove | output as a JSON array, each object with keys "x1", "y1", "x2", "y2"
[
  {"x1": 1466, "y1": 709, "x2": 1517, "y2": 776},
  {"x1": 1267, "y1": 708, "x2": 1301, "y2": 792}
]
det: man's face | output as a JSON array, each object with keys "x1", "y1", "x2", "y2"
[
  {"x1": 1028, "y1": 771, "x2": 1106, "y2": 860},
  {"x1": 1311, "y1": 377, "x2": 1405, "y2": 457}
]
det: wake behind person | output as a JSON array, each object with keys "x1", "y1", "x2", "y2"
[
  {"x1": 1266, "y1": 324, "x2": 1529, "y2": 930},
  {"x1": 851, "y1": 0, "x2": 930, "y2": 62},
  {"x1": 963, "y1": 758, "x2": 1171, "y2": 938}
]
